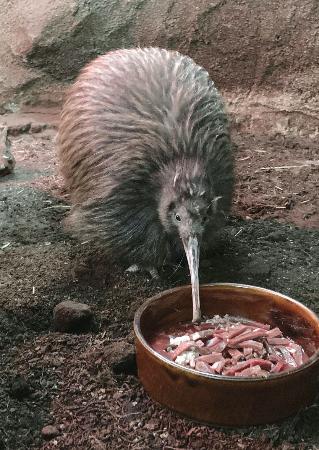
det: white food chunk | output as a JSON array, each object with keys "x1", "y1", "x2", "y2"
[
  {"x1": 169, "y1": 335, "x2": 190, "y2": 346},
  {"x1": 175, "y1": 349, "x2": 199, "y2": 365}
]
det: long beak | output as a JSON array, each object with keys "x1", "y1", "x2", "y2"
[{"x1": 183, "y1": 235, "x2": 201, "y2": 323}]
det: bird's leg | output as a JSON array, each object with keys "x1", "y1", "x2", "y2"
[
  {"x1": 125, "y1": 264, "x2": 140, "y2": 273},
  {"x1": 125, "y1": 264, "x2": 159, "y2": 279},
  {"x1": 0, "y1": 127, "x2": 15, "y2": 177},
  {"x1": 146, "y1": 267, "x2": 160, "y2": 280}
]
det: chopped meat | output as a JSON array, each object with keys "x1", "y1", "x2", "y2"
[
  {"x1": 245, "y1": 320, "x2": 271, "y2": 330},
  {"x1": 271, "y1": 361, "x2": 286, "y2": 373},
  {"x1": 226, "y1": 325, "x2": 250, "y2": 340},
  {"x1": 228, "y1": 329, "x2": 268, "y2": 346},
  {"x1": 195, "y1": 353, "x2": 225, "y2": 364},
  {"x1": 224, "y1": 358, "x2": 273, "y2": 376},
  {"x1": 227, "y1": 348, "x2": 243, "y2": 360},
  {"x1": 191, "y1": 329, "x2": 215, "y2": 341},
  {"x1": 243, "y1": 347, "x2": 253, "y2": 357},
  {"x1": 170, "y1": 341, "x2": 197, "y2": 360},
  {"x1": 195, "y1": 361, "x2": 215, "y2": 374},
  {"x1": 266, "y1": 327, "x2": 283, "y2": 338},
  {"x1": 234, "y1": 340, "x2": 264, "y2": 352},
  {"x1": 206, "y1": 337, "x2": 222, "y2": 347},
  {"x1": 268, "y1": 337, "x2": 291, "y2": 345},
  {"x1": 151, "y1": 315, "x2": 309, "y2": 378},
  {"x1": 275, "y1": 346, "x2": 298, "y2": 367},
  {"x1": 207, "y1": 340, "x2": 227, "y2": 352},
  {"x1": 211, "y1": 359, "x2": 227, "y2": 374}
]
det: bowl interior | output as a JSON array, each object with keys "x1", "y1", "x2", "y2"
[{"x1": 138, "y1": 284, "x2": 319, "y2": 357}]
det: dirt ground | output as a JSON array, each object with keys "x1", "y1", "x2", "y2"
[{"x1": 0, "y1": 109, "x2": 318, "y2": 450}]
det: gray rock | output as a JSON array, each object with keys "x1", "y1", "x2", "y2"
[
  {"x1": 267, "y1": 230, "x2": 287, "y2": 242},
  {"x1": 241, "y1": 258, "x2": 271, "y2": 278},
  {"x1": 41, "y1": 425, "x2": 59, "y2": 440},
  {"x1": 104, "y1": 341, "x2": 137, "y2": 376},
  {"x1": 53, "y1": 300, "x2": 94, "y2": 333},
  {"x1": 9, "y1": 375, "x2": 31, "y2": 400}
]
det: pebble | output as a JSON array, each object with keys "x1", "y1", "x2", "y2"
[
  {"x1": 53, "y1": 300, "x2": 94, "y2": 333},
  {"x1": 9, "y1": 375, "x2": 31, "y2": 400},
  {"x1": 105, "y1": 341, "x2": 137, "y2": 375},
  {"x1": 241, "y1": 258, "x2": 271, "y2": 277},
  {"x1": 267, "y1": 230, "x2": 287, "y2": 242},
  {"x1": 41, "y1": 425, "x2": 59, "y2": 440}
]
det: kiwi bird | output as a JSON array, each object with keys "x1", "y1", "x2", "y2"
[{"x1": 58, "y1": 47, "x2": 234, "y2": 321}]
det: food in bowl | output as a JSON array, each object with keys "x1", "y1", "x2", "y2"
[{"x1": 150, "y1": 314, "x2": 309, "y2": 377}]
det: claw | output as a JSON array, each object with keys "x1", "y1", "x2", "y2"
[
  {"x1": 125, "y1": 264, "x2": 140, "y2": 273},
  {"x1": 125, "y1": 264, "x2": 159, "y2": 279}
]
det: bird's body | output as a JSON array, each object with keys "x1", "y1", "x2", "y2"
[{"x1": 58, "y1": 47, "x2": 233, "y2": 281}]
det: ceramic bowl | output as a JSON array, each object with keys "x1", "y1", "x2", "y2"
[{"x1": 134, "y1": 283, "x2": 319, "y2": 426}]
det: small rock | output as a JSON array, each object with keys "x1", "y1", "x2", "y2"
[
  {"x1": 242, "y1": 258, "x2": 271, "y2": 277},
  {"x1": 53, "y1": 300, "x2": 94, "y2": 333},
  {"x1": 41, "y1": 425, "x2": 59, "y2": 440},
  {"x1": 267, "y1": 230, "x2": 287, "y2": 242},
  {"x1": 105, "y1": 341, "x2": 137, "y2": 376},
  {"x1": 144, "y1": 419, "x2": 159, "y2": 431},
  {"x1": 9, "y1": 375, "x2": 31, "y2": 400}
]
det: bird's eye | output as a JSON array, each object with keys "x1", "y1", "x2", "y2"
[{"x1": 175, "y1": 214, "x2": 181, "y2": 222}]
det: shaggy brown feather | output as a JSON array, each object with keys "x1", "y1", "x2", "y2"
[{"x1": 58, "y1": 47, "x2": 233, "y2": 269}]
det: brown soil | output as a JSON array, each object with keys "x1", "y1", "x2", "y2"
[{"x1": 0, "y1": 109, "x2": 318, "y2": 450}]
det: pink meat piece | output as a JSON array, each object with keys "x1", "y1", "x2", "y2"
[
  {"x1": 235, "y1": 340, "x2": 264, "y2": 352},
  {"x1": 217, "y1": 325, "x2": 250, "y2": 341},
  {"x1": 211, "y1": 359, "x2": 227, "y2": 374},
  {"x1": 170, "y1": 341, "x2": 197, "y2": 360},
  {"x1": 243, "y1": 347, "x2": 253, "y2": 357},
  {"x1": 270, "y1": 361, "x2": 286, "y2": 373},
  {"x1": 287, "y1": 343, "x2": 305, "y2": 366},
  {"x1": 194, "y1": 323, "x2": 217, "y2": 331},
  {"x1": 150, "y1": 334, "x2": 170, "y2": 352},
  {"x1": 227, "y1": 325, "x2": 250, "y2": 339},
  {"x1": 268, "y1": 353, "x2": 282, "y2": 363},
  {"x1": 235, "y1": 366, "x2": 270, "y2": 377},
  {"x1": 189, "y1": 358, "x2": 196, "y2": 369},
  {"x1": 302, "y1": 351, "x2": 309, "y2": 364},
  {"x1": 275, "y1": 346, "x2": 298, "y2": 367},
  {"x1": 207, "y1": 340, "x2": 227, "y2": 352},
  {"x1": 157, "y1": 350, "x2": 173, "y2": 360},
  {"x1": 197, "y1": 346, "x2": 215, "y2": 356},
  {"x1": 206, "y1": 336, "x2": 223, "y2": 347},
  {"x1": 227, "y1": 348, "x2": 243, "y2": 360},
  {"x1": 196, "y1": 340, "x2": 205, "y2": 348},
  {"x1": 223, "y1": 360, "x2": 251, "y2": 375},
  {"x1": 235, "y1": 365, "x2": 261, "y2": 377},
  {"x1": 195, "y1": 353, "x2": 225, "y2": 364},
  {"x1": 224, "y1": 358, "x2": 273, "y2": 376},
  {"x1": 266, "y1": 327, "x2": 283, "y2": 338},
  {"x1": 195, "y1": 360, "x2": 215, "y2": 374},
  {"x1": 191, "y1": 329, "x2": 215, "y2": 340},
  {"x1": 268, "y1": 337, "x2": 291, "y2": 345},
  {"x1": 228, "y1": 328, "x2": 268, "y2": 346},
  {"x1": 213, "y1": 328, "x2": 228, "y2": 335},
  {"x1": 245, "y1": 320, "x2": 271, "y2": 330}
]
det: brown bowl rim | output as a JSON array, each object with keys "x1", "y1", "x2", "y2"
[{"x1": 134, "y1": 282, "x2": 319, "y2": 382}]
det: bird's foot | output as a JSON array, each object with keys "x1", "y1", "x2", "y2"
[
  {"x1": 126, "y1": 264, "x2": 140, "y2": 273},
  {"x1": 125, "y1": 264, "x2": 159, "y2": 280}
]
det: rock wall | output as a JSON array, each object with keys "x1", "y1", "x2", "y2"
[{"x1": 1, "y1": 0, "x2": 318, "y2": 135}]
